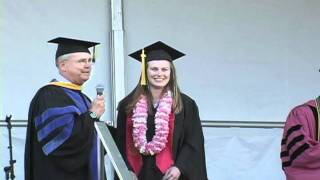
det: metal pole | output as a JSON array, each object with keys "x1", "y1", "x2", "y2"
[
  {"x1": 110, "y1": 0, "x2": 125, "y2": 128},
  {"x1": 3, "y1": 115, "x2": 16, "y2": 180}
]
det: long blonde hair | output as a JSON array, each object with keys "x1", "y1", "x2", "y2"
[{"x1": 126, "y1": 62, "x2": 183, "y2": 115}]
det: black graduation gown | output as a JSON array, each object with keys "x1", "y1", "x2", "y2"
[
  {"x1": 113, "y1": 93, "x2": 208, "y2": 180},
  {"x1": 24, "y1": 85, "x2": 102, "y2": 180},
  {"x1": 137, "y1": 107, "x2": 165, "y2": 180}
]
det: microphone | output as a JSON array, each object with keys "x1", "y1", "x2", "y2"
[{"x1": 96, "y1": 84, "x2": 104, "y2": 96}]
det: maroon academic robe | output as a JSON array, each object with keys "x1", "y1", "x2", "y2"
[{"x1": 281, "y1": 100, "x2": 320, "y2": 180}]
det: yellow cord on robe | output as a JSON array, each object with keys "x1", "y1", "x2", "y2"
[
  {"x1": 316, "y1": 98, "x2": 320, "y2": 141},
  {"x1": 49, "y1": 82, "x2": 82, "y2": 91},
  {"x1": 140, "y1": 49, "x2": 147, "y2": 86}
]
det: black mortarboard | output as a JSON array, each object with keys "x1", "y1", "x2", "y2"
[
  {"x1": 128, "y1": 41, "x2": 185, "y2": 62},
  {"x1": 48, "y1": 37, "x2": 100, "y2": 61},
  {"x1": 128, "y1": 41, "x2": 185, "y2": 85}
]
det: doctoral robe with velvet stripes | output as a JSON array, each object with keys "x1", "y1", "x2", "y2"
[
  {"x1": 24, "y1": 85, "x2": 103, "y2": 180},
  {"x1": 281, "y1": 100, "x2": 320, "y2": 180}
]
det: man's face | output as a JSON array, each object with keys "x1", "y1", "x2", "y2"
[{"x1": 59, "y1": 52, "x2": 93, "y2": 85}]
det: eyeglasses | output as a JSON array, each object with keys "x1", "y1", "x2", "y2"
[{"x1": 76, "y1": 58, "x2": 94, "y2": 65}]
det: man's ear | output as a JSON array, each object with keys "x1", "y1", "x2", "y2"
[{"x1": 58, "y1": 60, "x2": 67, "y2": 72}]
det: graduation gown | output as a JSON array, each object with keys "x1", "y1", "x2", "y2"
[
  {"x1": 281, "y1": 100, "x2": 320, "y2": 180},
  {"x1": 113, "y1": 93, "x2": 208, "y2": 180},
  {"x1": 24, "y1": 84, "x2": 103, "y2": 180}
]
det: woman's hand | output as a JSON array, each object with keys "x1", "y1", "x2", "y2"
[{"x1": 162, "y1": 166, "x2": 181, "y2": 180}]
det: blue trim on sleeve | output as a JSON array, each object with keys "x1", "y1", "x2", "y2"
[
  {"x1": 63, "y1": 88, "x2": 90, "y2": 113},
  {"x1": 42, "y1": 120, "x2": 74, "y2": 155},
  {"x1": 90, "y1": 132, "x2": 99, "y2": 180},
  {"x1": 37, "y1": 114, "x2": 74, "y2": 142},
  {"x1": 35, "y1": 88, "x2": 93, "y2": 156},
  {"x1": 34, "y1": 106, "x2": 81, "y2": 128}
]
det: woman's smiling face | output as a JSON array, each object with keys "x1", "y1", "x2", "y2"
[{"x1": 147, "y1": 60, "x2": 171, "y2": 90}]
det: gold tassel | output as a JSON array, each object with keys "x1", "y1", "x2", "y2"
[{"x1": 140, "y1": 49, "x2": 147, "y2": 86}]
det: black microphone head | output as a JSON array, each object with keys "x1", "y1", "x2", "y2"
[{"x1": 96, "y1": 84, "x2": 104, "y2": 95}]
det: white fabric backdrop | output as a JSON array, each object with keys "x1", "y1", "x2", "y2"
[
  {"x1": 204, "y1": 127, "x2": 285, "y2": 180},
  {"x1": 123, "y1": 0, "x2": 320, "y2": 122}
]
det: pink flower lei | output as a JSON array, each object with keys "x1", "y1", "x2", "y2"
[{"x1": 132, "y1": 90, "x2": 173, "y2": 155}]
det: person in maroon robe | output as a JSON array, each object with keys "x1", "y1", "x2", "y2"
[{"x1": 281, "y1": 99, "x2": 320, "y2": 180}]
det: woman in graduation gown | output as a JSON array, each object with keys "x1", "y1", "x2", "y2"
[{"x1": 112, "y1": 41, "x2": 208, "y2": 180}]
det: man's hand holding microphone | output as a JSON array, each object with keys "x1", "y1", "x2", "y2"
[{"x1": 89, "y1": 84, "x2": 105, "y2": 120}]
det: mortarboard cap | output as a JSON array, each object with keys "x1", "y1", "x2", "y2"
[
  {"x1": 128, "y1": 41, "x2": 185, "y2": 86},
  {"x1": 48, "y1": 37, "x2": 100, "y2": 61},
  {"x1": 128, "y1": 41, "x2": 185, "y2": 62}
]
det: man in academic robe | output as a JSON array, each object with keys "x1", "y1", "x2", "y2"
[
  {"x1": 281, "y1": 98, "x2": 320, "y2": 180},
  {"x1": 24, "y1": 37, "x2": 105, "y2": 180}
]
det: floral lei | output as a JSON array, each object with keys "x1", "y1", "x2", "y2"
[{"x1": 132, "y1": 90, "x2": 173, "y2": 155}]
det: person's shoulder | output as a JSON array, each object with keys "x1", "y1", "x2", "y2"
[
  {"x1": 290, "y1": 99, "x2": 315, "y2": 115},
  {"x1": 285, "y1": 99, "x2": 316, "y2": 125},
  {"x1": 32, "y1": 84, "x2": 65, "y2": 102},
  {"x1": 117, "y1": 91, "x2": 135, "y2": 110},
  {"x1": 180, "y1": 92, "x2": 197, "y2": 106},
  {"x1": 29, "y1": 85, "x2": 65, "y2": 109},
  {"x1": 39, "y1": 84, "x2": 61, "y2": 91},
  {"x1": 284, "y1": 99, "x2": 316, "y2": 129},
  {"x1": 36, "y1": 84, "x2": 62, "y2": 95}
]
